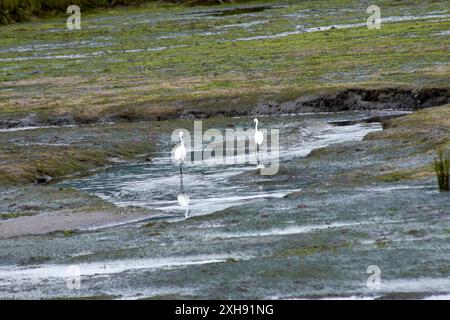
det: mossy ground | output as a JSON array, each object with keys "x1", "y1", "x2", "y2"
[
  {"x1": 0, "y1": 184, "x2": 120, "y2": 218},
  {"x1": 0, "y1": 0, "x2": 449, "y2": 123},
  {"x1": 304, "y1": 104, "x2": 450, "y2": 187},
  {"x1": 0, "y1": 121, "x2": 158, "y2": 184}
]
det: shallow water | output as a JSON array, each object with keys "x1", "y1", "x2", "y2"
[
  {"x1": 59, "y1": 113, "x2": 381, "y2": 218},
  {"x1": 0, "y1": 183, "x2": 448, "y2": 299}
]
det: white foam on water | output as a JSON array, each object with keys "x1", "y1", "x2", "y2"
[
  {"x1": 0, "y1": 125, "x2": 77, "y2": 133},
  {"x1": 216, "y1": 20, "x2": 269, "y2": 29},
  {"x1": 117, "y1": 287, "x2": 197, "y2": 300},
  {"x1": 60, "y1": 116, "x2": 382, "y2": 218},
  {"x1": 432, "y1": 30, "x2": 450, "y2": 36},
  {"x1": 379, "y1": 277, "x2": 450, "y2": 293},
  {"x1": 280, "y1": 123, "x2": 382, "y2": 159},
  {"x1": 211, "y1": 221, "x2": 365, "y2": 239},
  {"x1": 306, "y1": 296, "x2": 379, "y2": 300},
  {"x1": 0, "y1": 51, "x2": 107, "y2": 62},
  {"x1": 234, "y1": 13, "x2": 450, "y2": 41},
  {"x1": 266, "y1": 293, "x2": 380, "y2": 300},
  {"x1": 0, "y1": 40, "x2": 111, "y2": 53},
  {"x1": 360, "y1": 185, "x2": 434, "y2": 192},
  {"x1": 0, "y1": 45, "x2": 186, "y2": 62},
  {"x1": 0, "y1": 254, "x2": 245, "y2": 286},
  {"x1": 423, "y1": 294, "x2": 450, "y2": 300}
]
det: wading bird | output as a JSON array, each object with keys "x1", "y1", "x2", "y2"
[
  {"x1": 174, "y1": 131, "x2": 187, "y2": 174},
  {"x1": 254, "y1": 118, "x2": 264, "y2": 168}
]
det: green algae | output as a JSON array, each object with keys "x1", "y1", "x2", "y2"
[{"x1": 278, "y1": 241, "x2": 351, "y2": 257}]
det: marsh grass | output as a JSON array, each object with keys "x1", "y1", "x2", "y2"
[{"x1": 434, "y1": 148, "x2": 449, "y2": 192}]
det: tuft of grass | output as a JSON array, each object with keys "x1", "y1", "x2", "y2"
[
  {"x1": 278, "y1": 241, "x2": 350, "y2": 257},
  {"x1": 434, "y1": 148, "x2": 449, "y2": 192},
  {"x1": 0, "y1": 211, "x2": 33, "y2": 220},
  {"x1": 62, "y1": 229, "x2": 75, "y2": 237},
  {"x1": 375, "y1": 238, "x2": 391, "y2": 248}
]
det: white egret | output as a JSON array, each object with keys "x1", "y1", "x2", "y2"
[
  {"x1": 174, "y1": 131, "x2": 187, "y2": 174},
  {"x1": 254, "y1": 118, "x2": 264, "y2": 145},
  {"x1": 253, "y1": 118, "x2": 264, "y2": 168},
  {"x1": 175, "y1": 134, "x2": 189, "y2": 218}
]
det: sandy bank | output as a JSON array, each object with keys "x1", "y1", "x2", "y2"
[{"x1": 0, "y1": 207, "x2": 160, "y2": 239}]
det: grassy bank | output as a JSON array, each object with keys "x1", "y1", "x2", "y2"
[
  {"x1": 0, "y1": 121, "x2": 157, "y2": 184},
  {"x1": 297, "y1": 103, "x2": 450, "y2": 193},
  {"x1": 364, "y1": 104, "x2": 450, "y2": 183},
  {"x1": 0, "y1": 0, "x2": 449, "y2": 126}
]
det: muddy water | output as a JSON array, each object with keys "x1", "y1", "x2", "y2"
[{"x1": 0, "y1": 112, "x2": 449, "y2": 299}]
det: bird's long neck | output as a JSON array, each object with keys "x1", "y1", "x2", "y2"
[
  {"x1": 180, "y1": 136, "x2": 184, "y2": 147},
  {"x1": 255, "y1": 122, "x2": 259, "y2": 132}
]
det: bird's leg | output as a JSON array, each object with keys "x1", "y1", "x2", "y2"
[
  {"x1": 179, "y1": 169, "x2": 184, "y2": 193},
  {"x1": 179, "y1": 162, "x2": 183, "y2": 176},
  {"x1": 258, "y1": 144, "x2": 262, "y2": 165},
  {"x1": 256, "y1": 144, "x2": 260, "y2": 166}
]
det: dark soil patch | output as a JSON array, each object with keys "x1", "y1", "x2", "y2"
[
  {"x1": 1, "y1": 87, "x2": 449, "y2": 129},
  {"x1": 250, "y1": 88, "x2": 450, "y2": 116}
]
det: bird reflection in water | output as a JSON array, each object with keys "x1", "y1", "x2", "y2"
[{"x1": 177, "y1": 171, "x2": 190, "y2": 219}]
